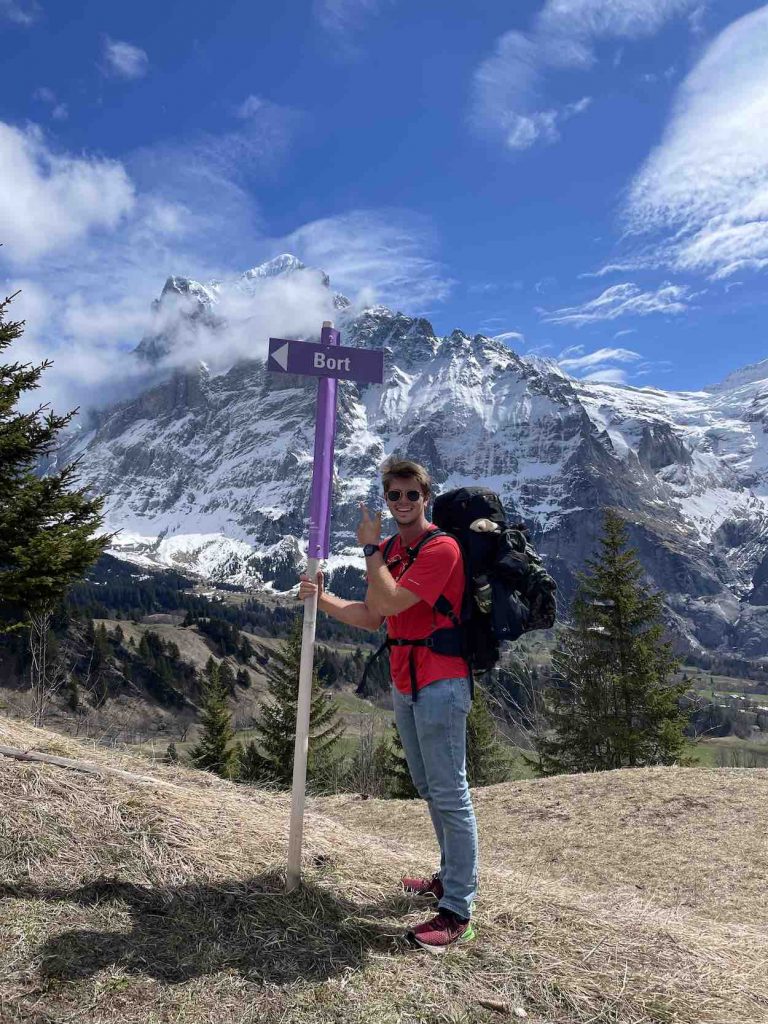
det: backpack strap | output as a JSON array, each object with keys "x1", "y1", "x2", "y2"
[
  {"x1": 356, "y1": 637, "x2": 389, "y2": 696},
  {"x1": 433, "y1": 593, "x2": 474, "y2": 700},
  {"x1": 382, "y1": 535, "x2": 398, "y2": 561},
  {"x1": 356, "y1": 528, "x2": 446, "y2": 700},
  {"x1": 401, "y1": 528, "x2": 445, "y2": 573}
]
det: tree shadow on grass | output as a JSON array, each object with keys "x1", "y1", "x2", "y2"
[{"x1": 1, "y1": 871, "x2": 417, "y2": 986}]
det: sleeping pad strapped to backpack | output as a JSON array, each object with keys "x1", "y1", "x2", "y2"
[{"x1": 356, "y1": 485, "x2": 557, "y2": 700}]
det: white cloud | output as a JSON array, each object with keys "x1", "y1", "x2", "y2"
[
  {"x1": 0, "y1": 115, "x2": 452, "y2": 415},
  {"x1": 536, "y1": 0, "x2": 697, "y2": 43},
  {"x1": 626, "y1": 5, "x2": 768, "y2": 280},
  {"x1": 471, "y1": 0, "x2": 697, "y2": 150},
  {"x1": 542, "y1": 281, "x2": 690, "y2": 325},
  {"x1": 505, "y1": 96, "x2": 592, "y2": 150},
  {"x1": 286, "y1": 209, "x2": 453, "y2": 311},
  {"x1": 554, "y1": 339, "x2": 660, "y2": 383},
  {"x1": 33, "y1": 87, "x2": 68, "y2": 121},
  {"x1": 236, "y1": 95, "x2": 265, "y2": 119},
  {"x1": 103, "y1": 38, "x2": 149, "y2": 80},
  {"x1": 582, "y1": 367, "x2": 630, "y2": 383},
  {"x1": 492, "y1": 331, "x2": 525, "y2": 345},
  {"x1": 314, "y1": 0, "x2": 390, "y2": 42},
  {"x1": 0, "y1": 0, "x2": 39, "y2": 25},
  {"x1": 0, "y1": 122, "x2": 135, "y2": 263},
  {"x1": 557, "y1": 345, "x2": 642, "y2": 370}
]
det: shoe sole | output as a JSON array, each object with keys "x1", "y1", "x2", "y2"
[{"x1": 407, "y1": 923, "x2": 476, "y2": 954}]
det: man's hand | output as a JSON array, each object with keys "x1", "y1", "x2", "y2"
[
  {"x1": 298, "y1": 570, "x2": 324, "y2": 601},
  {"x1": 357, "y1": 503, "x2": 382, "y2": 546}
]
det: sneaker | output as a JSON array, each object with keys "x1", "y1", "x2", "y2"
[
  {"x1": 407, "y1": 910, "x2": 476, "y2": 954},
  {"x1": 401, "y1": 872, "x2": 444, "y2": 900}
]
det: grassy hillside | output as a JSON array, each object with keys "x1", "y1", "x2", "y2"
[{"x1": 1, "y1": 715, "x2": 767, "y2": 1023}]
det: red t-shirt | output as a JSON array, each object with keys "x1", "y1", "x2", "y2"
[{"x1": 379, "y1": 528, "x2": 469, "y2": 694}]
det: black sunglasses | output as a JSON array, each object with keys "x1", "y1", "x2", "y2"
[{"x1": 386, "y1": 489, "x2": 423, "y2": 502}]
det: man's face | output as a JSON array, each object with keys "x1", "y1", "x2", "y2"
[{"x1": 384, "y1": 476, "x2": 427, "y2": 526}]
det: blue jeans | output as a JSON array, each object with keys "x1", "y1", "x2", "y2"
[{"x1": 392, "y1": 677, "x2": 478, "y2": 920}]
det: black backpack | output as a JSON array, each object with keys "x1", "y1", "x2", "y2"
[{"x1": 356, "y1": 486, "x2": 557, "y2": 701}]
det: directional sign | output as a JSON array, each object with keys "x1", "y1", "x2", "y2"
[
  {"x1": 268, "y1": 336, "x2": 384, "y2": 384},
  {"x1": 269, "y1": 320, "x2": 384, "y2": 895}
]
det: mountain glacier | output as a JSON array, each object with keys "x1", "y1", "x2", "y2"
[{"x1": 58, "y1": 255, "x2": 768, "y2": 661}]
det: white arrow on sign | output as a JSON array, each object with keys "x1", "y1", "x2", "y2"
[{"x1": 271, "y1": 342, "x2": 289, "y2": 371}]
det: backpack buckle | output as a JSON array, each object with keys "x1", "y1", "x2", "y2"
[{"x1": 423, "y1": 637, "x2": 434, "y2": 648}]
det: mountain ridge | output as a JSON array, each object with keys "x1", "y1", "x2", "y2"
[{"x1": 57, "y1": 255, "x2": 768, "y2": 661}]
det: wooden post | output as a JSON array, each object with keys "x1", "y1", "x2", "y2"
[{"x1": 286, "y1": 554, "x2": 320, "y2": 891}]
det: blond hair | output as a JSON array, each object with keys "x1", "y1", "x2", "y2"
[{"x1": 380, "y1": 457, "x2": 431, "y2": 498}]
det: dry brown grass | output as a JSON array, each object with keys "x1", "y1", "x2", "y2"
[{"x1": 1, "y1": 713, "x2": 767, "y2": 1024}]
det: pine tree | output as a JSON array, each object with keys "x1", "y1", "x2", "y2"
[
  {"x1": 0, "y1": 291, "x2": 107, "y2": 633},
  {"x1": 218, "y1": 659, "x2": 236, "y2": 696},
  {"x1": 237, "y1": 738, "x2": 271, "y2": 783},
  {"x1": 533, "y1": 507, "x2": 691, "y2": 775},
  {"x1": 466, "y1": 686, "x2": 510, "y2": 786},
  {"x1": 239, "y1": 636, "x2": 254, "y2": 662},
  {"x1": 251, "y1": 616, "x2": 344, "y2": 789},
  {"x1": 138, "y1": 632, "x2": 151, "y2": 663},
  {"x1": 383, "y1": 725, "x2": 419, "y2": 798},
  {"x1": 381, "y1": 686, "x2": 510, "y2": 796},
  {"x1": 188, "y1": 659, "x2": 237, "y2": 779},
  {"x1": 67, "y1": 674, "x2": 80, "y2": 712}
]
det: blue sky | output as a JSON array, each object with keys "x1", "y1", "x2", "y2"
[{"x1": 1, "y1": 0, "x2": 767, "y2": 406}]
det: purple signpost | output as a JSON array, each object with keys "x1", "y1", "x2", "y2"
[{"x1": 267, "y1": 321, "x2": 383, "y2": 891}]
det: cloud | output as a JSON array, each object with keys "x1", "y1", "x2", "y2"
[
  {"x1": 505, "y1": 96, "x2": 592, "y2": 150},
  {"x1": 542, "y1": 281, "x2": 690, "y2": 324},
  {"x1": 33, "y1": 87, "x2": 68, "y2": 121},
  {"x1": 0, "y1": 0, "x2": 39, "y2": 25},
  {"x1": 557, "y1": 345, "x2": 642, "y2": 370},
  {"x1": 492, "y1": 331, "x2": 525, "y2": 345},
  {"x1": 103, "y1": 38, "x2": 149, "y2": 80},
  {"x1": 583, "y1": 368, "x2": 630, "y2": 383},
  {"x1": 0, "y1": 115, "x2": 452, "y2": 416},
  {"x1": 314, "y1": 0, "x2": 390, "y2": 44},
  {"x1": 285, "y1": 209, "x2": 454, "y2": 311},
  {"x1": 554, "y1": 341, "x2": 664, "y2": 384},
  {"x1": 471, "y1": 0, "x2": 697, "y2": 150},
  {"x1": 536, "y1": 0, "x2": 698, "y2": 42},
  {"x1": 0, "y1": 122, "x2": 135, "y2": 263},
  {"x1": 626, "y1": 5, "x2": 768, "y2": 280},
  {"x1": 236, "y1": 95, "x2": 265, "y2": 119}
]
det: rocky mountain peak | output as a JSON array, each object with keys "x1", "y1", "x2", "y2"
[
  {"x1": 241, "y1": 253, "x2": 306, "y2": 280},
  {"x1": 59, "y1": 257, "x2": 768, "y2": 663},
  {"x1": 706, "y1": 357, "x2": 768, "y2": 393}
]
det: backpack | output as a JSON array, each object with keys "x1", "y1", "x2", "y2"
[{"x1": 356, "y1": 486, "x2": 557, "y2": 701}]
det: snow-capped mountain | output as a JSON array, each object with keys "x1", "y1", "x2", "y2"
[{"x1": 59, "y1": 255, "x2": 768, "y2": 660}]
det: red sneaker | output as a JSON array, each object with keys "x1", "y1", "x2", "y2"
[
  {"x1": 407, "y1": 910, "x2": 476, "y2": 954},
  {"x1": 401, "y1": 872, "x2": 444, "y2": 900}
]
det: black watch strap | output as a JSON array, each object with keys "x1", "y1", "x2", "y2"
[{"x1": 362, "y1": 543, "x2": 379, "y2": 557}]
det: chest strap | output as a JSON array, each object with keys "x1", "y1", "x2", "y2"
[
  {"x1": 356, "y1": 624, "x2": 466, "y2": 700},
  {"x1": 356, "y1": 528, "x2": 465, "y2": 702}
]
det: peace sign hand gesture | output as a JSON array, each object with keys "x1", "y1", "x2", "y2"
[{"x1": 357, "y1": 502, "x2": 382, "y2": 546}]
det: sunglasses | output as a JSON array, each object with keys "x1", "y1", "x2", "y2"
[{"x1": 385, "y1": 489, "x2": 423, "y2": 502}]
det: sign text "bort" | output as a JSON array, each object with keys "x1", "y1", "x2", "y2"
[{"x1": 313, "y1": 351, "x2": 351, "y2": 372}]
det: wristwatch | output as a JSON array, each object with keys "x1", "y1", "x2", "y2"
[{"x1": 362, "y1": 543, "x2": 379, "y2": 557}]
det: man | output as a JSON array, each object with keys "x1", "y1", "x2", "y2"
[{"x1": 298, "y1": 457, "x2": 478, "y2": 953}]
